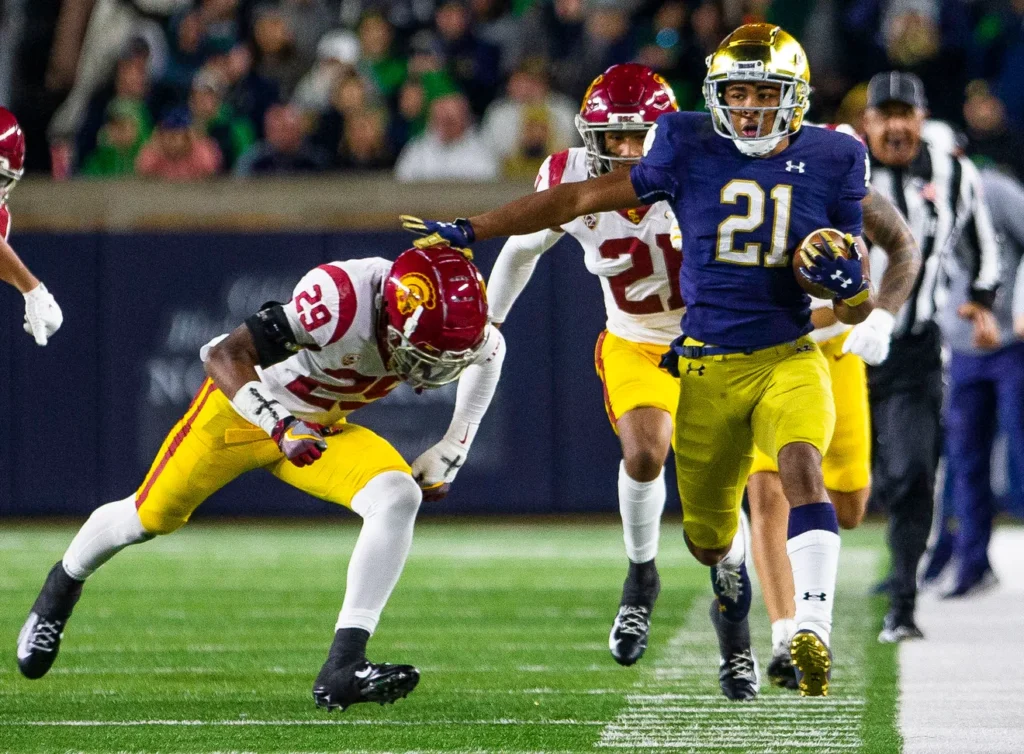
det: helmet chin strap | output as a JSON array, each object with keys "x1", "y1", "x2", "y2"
[{"x1": 733, "y1": 133, "x2": 786, "y2": 156}]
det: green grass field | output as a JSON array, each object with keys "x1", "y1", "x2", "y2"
[{"x1": 0, "y1": 520, "x2": 899, "y2": 754}]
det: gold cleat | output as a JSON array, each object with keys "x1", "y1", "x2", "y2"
[{"x1": 789, "y1": 630, "x2": 832, "y2": 697}]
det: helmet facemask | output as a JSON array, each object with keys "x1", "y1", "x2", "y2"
[
  {"x1": 385, "y1": 323, "x2": 479, "y2": 389},
  {"x1": 575, "y1": 114, "x2": 653, "y2": 178},
  {"x1": 704, "y1": 62, "x2": 808, "y2": 157},
  {"x1": 0, "y1": 164, "x2": 22, "y2": 200}
]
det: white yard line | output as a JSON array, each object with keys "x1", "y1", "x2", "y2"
[
  {"x1": 900, "y1": 527, "x2": 1024, "y2": 754},
  {"x1": 596, "y1": 547, "x2": 876, "y2": 753},
  {"x1": 2, "y1": 719, "x2": 608, "y2": 727}
]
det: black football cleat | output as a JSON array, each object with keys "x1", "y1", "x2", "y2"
[
  {"x1": 312, "y1": 659, "x2": 420, "y2": 712},
  {"x1": 878, "y1": 610, "x2": 925, "y2": 643},
  {"x1": 609, "y1": 560, "x2": 660, "y2": 666},
  {"x1": 790, "y1": 629, "x2": 832, "y2": 697},
  {"x1": 709, "y1": 599, "x2": 759, "y2": 701},
  {"x1": 767, "y1": 646, "x2": 799, "y2": 690},
  {"x1": 17, "y1": 561, "x2": 84, "y2": 679}
]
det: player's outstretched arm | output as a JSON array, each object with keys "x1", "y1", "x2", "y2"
[
  {"x1": 402, "y1": 169, "x2": 641, "y2": 248},
  {"x1": 0, "y1": 238, "x2": 62, "y2": 346},
  {"x1": 841, "y1": 189, "x2": 923, "y2": 365},
  {"x1": 411, "y1": 326, "x2": 506, "y2": 501},
  {"x1": 205, "y1": 323, "x2": 327, "y2": 467}
]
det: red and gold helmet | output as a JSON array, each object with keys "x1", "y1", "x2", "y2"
[
  {"x1": 382, "y1": 247, "x2": 488, "y2": 389},
  {"x1": 575, "y1": 63, "x2": 678, "y2": 177},
  {"x1": 0, "y1": 107, "x2": 25, "y2": 200}
]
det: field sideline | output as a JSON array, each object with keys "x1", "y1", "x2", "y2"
[{"x1": 1, "y1": 520, "x2": 898, "y2": 754}]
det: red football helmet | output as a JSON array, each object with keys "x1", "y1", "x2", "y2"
[
  {"x1": 382, "y1": 246, "x2": 488, "y2": 389},
  {"x1": 576, "y1": 63, "x2": 678, "y2": 177},
  {"x1": 0, "y1": 107, "x2": 25, "y2": 199}
]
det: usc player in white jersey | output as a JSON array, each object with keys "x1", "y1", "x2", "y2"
[
  {"x1": 747, "y1": 123, "x2": 875, "y2": 690},
  {"x1": 487, "y1": 63, "x2": 680, "y2": 666},
  {"x1": 17, "y1": 247, "x2": 505, "y2": 711},
  {"x1": 0, "y1": 106, "x2": 63, "y2": 345}
]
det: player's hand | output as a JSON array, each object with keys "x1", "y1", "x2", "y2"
[
  {"x1": 411, "y1": 437, "x2": 469, "y2": 501},
  {"x1": 272, "y1": 417, "x2": 328, "y2": 467},
  {"x1": 23, "y1": 282, "x2": 63, "y2": 346},
  {"x1": 958, "y1": 302, "x2": 1000, "y2": 350},
  {"x1": 400, "y1": 215, "x2": 475, "y2": 254},
  {"x1": 799, "y1": 233, "x2": 870, "y2": 306},
  {"x1": 843, "y1": 308, "x2": 895, "y2": 365}
]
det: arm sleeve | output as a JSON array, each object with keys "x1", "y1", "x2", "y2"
[
  {"x1": 281, "y1": 264, "x2": 358, "y2": 349},
  {"x1": 829, "y1": 139, "x2": 870, "y2": 236},
  {"x1": 488, "y1": 229, "x2": 562, "y2": 324},
  {"x1": 959, "y1": 159, "x2": 1001, "y2": 307},
  {"x1": 441, "y1": 325, "x2": 506, "y2": 445},
  {"x1": 629, "y1": 116, "x2": 683, "y2": 204},
  {"x1": 1013, "y1": 253, "x2": 1024, "y2": 320}
]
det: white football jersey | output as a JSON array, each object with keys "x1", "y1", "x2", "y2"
[
  {"x1": 536, "y1": 148, "x2": 683, "y2": 345},
  {"x1": 234, "y1": 257, "x2": 497, "y2": 426}
]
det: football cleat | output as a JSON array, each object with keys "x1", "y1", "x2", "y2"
[
  {"x1": 878, "y1": 610, "x2": 925, "y2": 643},
  {"x1": 942, "y1": 567, "x2": 999, "y2": 600},
  {"x1": 790, "y1": 629, "x2": 832, "y2": 697},
  {"x1": 17, "y1": 561, "x2": 84, "y2": 679},
  {"x1": 767, "y1": 645, "x2": 799, "y2": 690},
  {"x1": 609, "y1": 561, "x2": 660, "y2": 666},
  {"x1": 312, "y1": 659, "x2": 420, "y2": 712},
  {"x1": 709, "y1": 599, "x2": 759, "y2": 701}
]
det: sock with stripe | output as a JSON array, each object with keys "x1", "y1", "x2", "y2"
[{"x1": 788, "y1": 502, "x2": 841, "y2": 645}]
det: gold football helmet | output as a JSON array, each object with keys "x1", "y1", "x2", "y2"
[{"x1": 704, "y1": 24, "x2": 810, "y2": 156}]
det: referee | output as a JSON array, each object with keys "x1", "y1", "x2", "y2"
[{"x1": 861, "y1": 72, "x2": 1001, "y2": 643}]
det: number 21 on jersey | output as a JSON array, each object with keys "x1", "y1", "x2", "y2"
[{"x1": 716, "y1": 180, "x2": 793, "y2": 267}]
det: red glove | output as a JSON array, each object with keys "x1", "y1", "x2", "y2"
[{"x1": 272, "y1": 417, "x2": 328, "y2": 467}]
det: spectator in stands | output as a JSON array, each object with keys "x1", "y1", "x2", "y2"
[
  {"x1": 80, "y1": 99, "x2": 149, "y2": 178},
  {"x1": 163, "y1": 1, "x2": 241, "y2": 91},
  {"x1": 434, "y1": 0, "x2": 501, "y2": 115},
  {"x1": 234, "y1": 103, "x2": 331, "y2": 176},
  {"x1": 394, "y1": 91, "x2": 498, "y2": 181},
  {"x1": 189, "y1": 68, "x2": 256, "y2": 171},
  {"x1": 358, "y1": 12, "x2": 407, "y2": 100},
  {"x1": 277, "y1": 0, "x2": 334, "y2": 72},
  {"x1": 963, "y1": 80, "x2": 1024, "y2": 181},
  {"x1": 311, "y1": 70, "x2": 377, "y2": 158},
  {"x1": 136, "y1": 107, "x2": 222, "y2": 180},
  {"x1": 470, "y1": 0, "x2": 523, "y2": 76},
  {"x1": 481, "y1": 58, "x2": 577, "y2": 174},
  {"x1": 203, "y1": 43, "x2": 280, "y2": 139},
  {"x1": 292, "y1": 30, "x2": 361, "y2": 114},
  {"x1": 251, "y1": 4, "x2": 306, "y2": 99},
  {"x1": 336, "y1": 106, "x2": 395, "y2": 170}
]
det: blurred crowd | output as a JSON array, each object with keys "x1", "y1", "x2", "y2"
[{"x1": 3, "y1": 0, "x2": 1024, "y2": 183}]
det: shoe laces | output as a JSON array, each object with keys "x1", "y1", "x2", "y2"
[
  {"x1": 726, "y1": 649, "x2": 757, "y2": 684},
  {"x1": 715, "y1": 564, "x2": 742, "y2": 604},
  {"x1": 614, "y1": 606, "x2": 650, "y2": 637},
  {"x1": 28, "y1": 619, "x2": 63, "y2": 652}
]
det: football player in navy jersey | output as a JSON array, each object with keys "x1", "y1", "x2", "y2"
[{"x1": 403, "y1": 24, "x2": 920, "y2": 697}]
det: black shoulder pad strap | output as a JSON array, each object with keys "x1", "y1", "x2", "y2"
[{"x1": 244, "y1": 304, "x2": 301, "y2": 368}]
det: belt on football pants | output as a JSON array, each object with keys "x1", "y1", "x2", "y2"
[{"x1": 661, "y1": 335, "x2": 806, "y2": 375}]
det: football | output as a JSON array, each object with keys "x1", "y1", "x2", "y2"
[{"x1": 793, "y1": 227, "x2": 858, "y2": 300}]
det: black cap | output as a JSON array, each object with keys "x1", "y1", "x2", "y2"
[{"x1": 867, "y1": 71, "x2": 927, "y2": 110}]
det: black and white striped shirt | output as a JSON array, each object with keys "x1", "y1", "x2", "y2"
[{"x1": 867, "y1": 126, "x2": 1001, "y2": 339}]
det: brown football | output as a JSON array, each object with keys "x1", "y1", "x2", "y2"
[{"x1": 793, "y1": 227, "x2": 860, "y2": 300}]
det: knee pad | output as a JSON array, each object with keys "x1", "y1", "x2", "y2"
[{"x1": 351, "y1": 470, "x2": 422, "y2": 521}]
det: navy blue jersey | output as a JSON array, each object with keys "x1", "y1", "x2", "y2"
[{"x1": 630, "y1": 112, "x2": 870, "y2": 348}]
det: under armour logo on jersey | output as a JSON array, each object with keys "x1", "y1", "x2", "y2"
[
  {"x1": 786, "y1": 161, "x2": 805, "y2": 173},
  {"x1": 803, "y1": 592, "x2": 827, "y2": 601},
  {"x1": 685, "y1": 363, "x2": 705, "y2": 376},
  {"x1": 830, "y1": 270, "x2": 852, "y2": 288}
]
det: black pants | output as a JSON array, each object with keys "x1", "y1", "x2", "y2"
[{"x1": 868, "y1": 325, "x2": 944, "y2": 617}]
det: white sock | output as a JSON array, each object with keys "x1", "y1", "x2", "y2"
[
  {"x1": 62, "y1": 496, "x2": 152, "y2": 580},
  {"x1": 787, "y1": 529, "x2": 841, "y2": 645},
  {"x1": 618, "y1": 462, "x2": 666, "y2": 564},
  {"x1": 337, "y1": 471, "x2": 422, "y2": 635},
  {"x1": 771, "y1": 618, "x2": 798, "y2": 654},
  {"x1": 720, "y1": 509, "x2": 749, "y2": 570}
]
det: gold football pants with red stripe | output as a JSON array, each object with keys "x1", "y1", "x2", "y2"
[
  {"x1": 594, "y1": 330, "x2": 680, "y2": 431},
  {"x1": 134, "y1": 379, "x2": 410, "y2": 535}
]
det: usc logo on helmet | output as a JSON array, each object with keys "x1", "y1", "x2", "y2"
[{"x1": 395, "y1": 272, "x2": 437, "y2": 315}]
